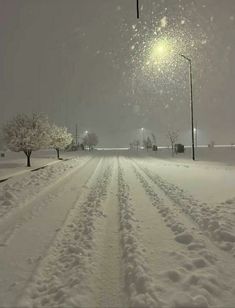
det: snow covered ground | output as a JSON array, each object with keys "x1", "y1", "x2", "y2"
[
  {"x1": 0, "y1": 150, "x2": 79, "y2": 180},
  {"x1": 0, "y1": 149, "x2": 235, "y2": 307}
]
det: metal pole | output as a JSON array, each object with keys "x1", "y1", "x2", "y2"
[
  {"x1": 189, "y1": 59, "x2": 195, "y2": 160},
  {"x1": 180, "y1": 54, "x2": 195, "y2": 161},
  {"x1": 136, "y1": 0, "x2": 140, "y2": 19}
]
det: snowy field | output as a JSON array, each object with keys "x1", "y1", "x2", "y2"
[{"x1": 0, "y1": 149, "x2": 235, "y2": 308}]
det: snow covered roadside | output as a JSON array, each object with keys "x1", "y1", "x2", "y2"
[
  {"x1": 0, "y1": 156, "x2": 91, "y2": 219},
  {"x1": 134, "y1": 154, "x2": 235, "y2": 203},
  {"x1": 0, "y1": 150, "x2": 75, "y2": 180}
]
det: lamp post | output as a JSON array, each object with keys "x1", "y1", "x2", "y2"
[
  {"x1": 147, "y1": 40, "x2": 196, "y2": 160},
  {"x1": 136, "y1": 0, "x2": 140, "y2": 19},
  {"x1": 180, "y1": 54, "x2": 195, "y2": 161}
]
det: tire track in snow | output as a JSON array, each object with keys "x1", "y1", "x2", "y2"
[
  {"x1": 130, "y1": 158, "x2": 235, "y2": 308},
  {"x1": 17, "y1": 158, "x2": 112, "y2": 308},
  {"x1": 86, "y1": 157, "x2": 126, "y2": 308},
  {"x1": 133, "y1": 158, "x2": 235, "y2": 256},
  {"x1": 117, "y1": 158, "x2": 164, "y2": 308}
]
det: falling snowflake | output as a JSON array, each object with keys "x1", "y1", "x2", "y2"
[{"x1": 160, "y1": 16, "x2": 168, "y2": 28}]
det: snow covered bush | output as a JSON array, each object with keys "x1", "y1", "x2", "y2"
[
  {"x1": 83, "y1": 132, "x2": 98, "y2": 150},
  {"x1": 3, "y1": 113, "x2": 50, "y2": 167},
  {"x1": 49, "y1": 124, "x2": 73, "y2": 159}
]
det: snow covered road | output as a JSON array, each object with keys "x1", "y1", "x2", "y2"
[{"x1": 0, "y1": 152, "x2": 235, "y2": 307}]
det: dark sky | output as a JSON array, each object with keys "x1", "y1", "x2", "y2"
[{"x1": 0, "y1": 0, "x2": 235, "y2": 146}]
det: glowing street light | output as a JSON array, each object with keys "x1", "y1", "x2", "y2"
[{"x1": 149, "y1": 38, "x2": 174, "y2": 64}]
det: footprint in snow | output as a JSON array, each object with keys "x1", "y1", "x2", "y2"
[{"x1": 175, "y1": 232, "x2": 194, "y2": 245}]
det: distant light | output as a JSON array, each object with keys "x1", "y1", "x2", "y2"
[
  {"x1": 85, "y1": 130, "x2": 88, "y2": 134},
  {"x1": 141, "y1": 127, "x2": 144, "y2": 131}
]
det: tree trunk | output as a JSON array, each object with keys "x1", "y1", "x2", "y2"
[
  {"x1": 56, "y1": 148, "x2": 60, "y2": 159},
  {"x1": 24, "y1": 150, "x2": 32, "y2": 167},
  {"x1": 27, "y1": 154, "x2": 31, "y2": 167}
]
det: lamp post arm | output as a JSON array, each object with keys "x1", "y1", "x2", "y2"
[{"x1": 180, "y1": 54, "x2": 191, "y2": 62}]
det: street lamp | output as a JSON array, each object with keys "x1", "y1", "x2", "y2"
[
  {"x1": 180, "y1": 54, "x2": 195, "y2": 160},
  {"x1": 148, "y1": 39, "x2": 196, "y2": 160}
]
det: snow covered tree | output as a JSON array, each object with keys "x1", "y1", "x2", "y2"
[
  {"x1": 143, "y1": 138, "x2": 147, "y2": 149},
  {"x1": 50, "y1": 124, "x2": 73, "y2": 159},
  {"x1": 167, "y1": 129, "x2": 179, "y2": 156},
  {"x1": 133, "y1": 139, "x2": 140, "y2": 151},
  {"x1": 129, "y1": 142, "x2": 134, "y2": 150},
  {"x1": 151, "y1": 133, "x2": 156, "y2": 146},
  {"x1": 3, "y1": 113, "x2": 50, "y2": 167},
  {"x1": 143, "y1": 137, "x2": 152, "y2": 151},
  {"x1": 146, "y1": 137, "x2": 152, "y2": 151},
  {"x1": 83, "y1": 132, "x2": 98, "y2": 150}
]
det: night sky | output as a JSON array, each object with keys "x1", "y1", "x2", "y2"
[{"x1": 0, "y1": 0, "x2": 235, "y2": 147}]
